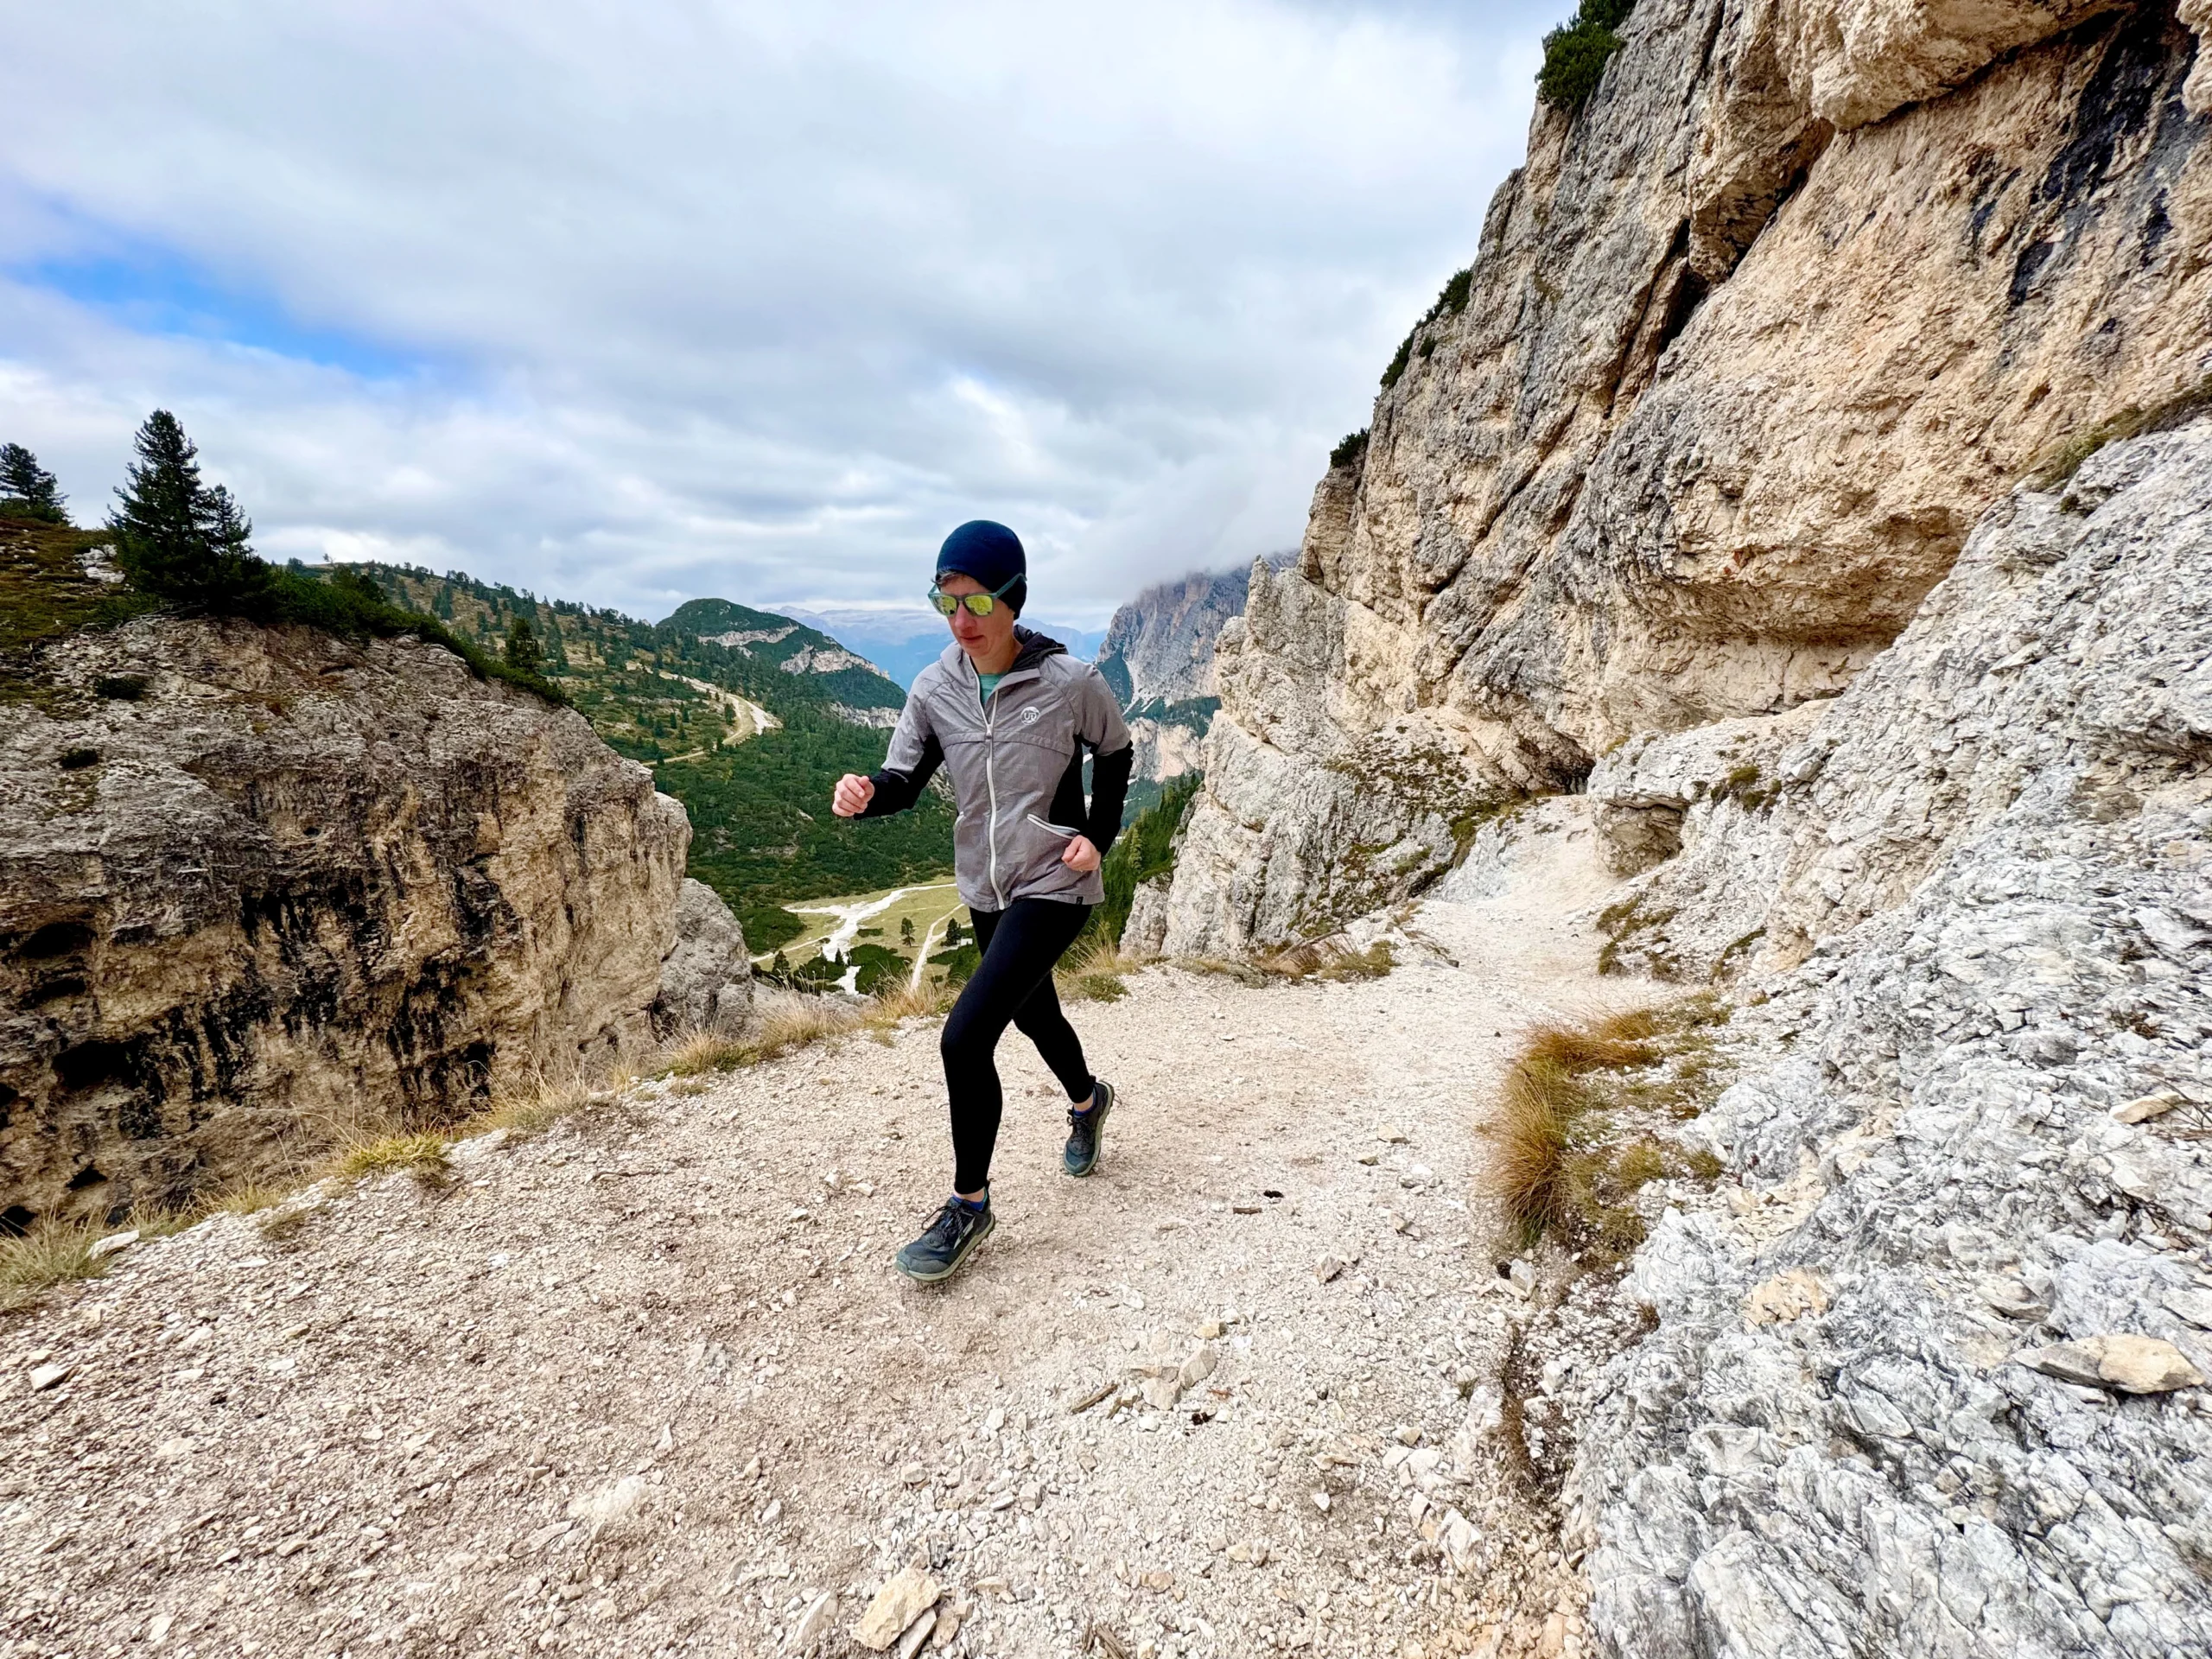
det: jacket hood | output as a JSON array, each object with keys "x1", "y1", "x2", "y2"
[{"x1": 1010, "y1": 626, "x2": 1068, "y2": 671}]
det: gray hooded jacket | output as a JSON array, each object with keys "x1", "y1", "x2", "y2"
[{"x1": 861, "y1": 629, "x2": 1134, "y2": 912}]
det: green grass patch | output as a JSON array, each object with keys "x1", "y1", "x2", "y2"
[
  {"x1": 330, "y1": 1131, "x2": 454, "y2": 1190},
  {"x1": 0, "y1": 518, "x2": 158, "y2": 704}
]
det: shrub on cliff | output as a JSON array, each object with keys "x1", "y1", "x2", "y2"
[
  {"x1": 1537, "y1": 1, "x2": 1634, "y2": 112},
  {"x1": 101, "y1": 410, "x2": 565, "y2": 704},
  {"x1": 1380, "y1": 265, "x2": 1476, "y2": 390},
  {"x1": 273, "y1": 564, "x2": 569, "y2": 705},
  {"x1": 109, "y1": 411, "x2": 271, "y2": 607},
  {"x1": 505, "y1": 615, "x2": 545, "y2": 677},
  {"x1": 1330, "y1": 428, "x2": 1370, "y2": 470},
  {"x1": 0, "y1": 442, "x2": 69, "y2": 524}
]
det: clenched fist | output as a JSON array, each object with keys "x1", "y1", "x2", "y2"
[
  {"x1": 1061, "y1": 834, "x2": 1101, "y2": 874},
  {"x1": 831, "y1": 773, "x2": 875, "y2": 817}
]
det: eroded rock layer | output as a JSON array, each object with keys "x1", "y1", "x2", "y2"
[
  {"x1": 1, "y1": 616, "x2": 700, "y2": 1226},
  {"x1": 1576, "y1": 423, "x2": 2212, "y2": 1656},
  {"x1": 1160, "y1": 0, "x2": 2211, "y2": 956}
]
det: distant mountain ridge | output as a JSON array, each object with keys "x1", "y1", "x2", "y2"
[
  {"x1": 773, "y1": 604, "x2": 1104, "y2": 689},
  {"x1": 1095, "y1": 553, "x2": 1292, "y2": 786}
]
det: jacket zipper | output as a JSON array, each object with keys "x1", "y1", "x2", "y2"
[{"x1": 983, "y1": 678, "x2": 1004, "y2": 910}]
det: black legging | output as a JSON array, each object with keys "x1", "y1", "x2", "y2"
[{"x1": 941, "y1": 899, "x2": 1096, "y2": 1193}]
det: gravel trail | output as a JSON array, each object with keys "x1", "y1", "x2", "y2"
[{"x1": 3, "y1": 820, "x2": 1649, "y2": 1659}]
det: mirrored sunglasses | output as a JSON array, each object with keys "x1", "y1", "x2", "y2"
[{"x1": 929, "y1": 574, "x2": 1019, "y2": 617}]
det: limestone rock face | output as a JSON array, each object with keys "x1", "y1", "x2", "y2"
[
  {"x1": 1125, "y1": 715, "x2": 1209, "y2": 790},
  {"x1": 0, "y1": 616, "x2": 691, "y2": 1226},
  {"x1": 1096, "y1": 563, "x2": 1276, "y2": 785},
  {"x1": 1574, "y1": 423, "x2": 2212, "y2": 1655},
  {"x1": 1599, "y1": 422, "x2": 2212, "y2": 986},
  {"x1": 649, "y1": 878, "x2": 753, "y2": 1039},
  {"x1": 1096, "y1": 567, "x2": 1252, "y2": 709},
  {"x1": 1159, "y1": 0, "x2": 2212, "y2": 952}
]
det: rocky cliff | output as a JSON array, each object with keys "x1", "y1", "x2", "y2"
[
  {"x1": 1160, "y1": 0, "x2": 2211, "y2": 958},
  {"x1": 1150, "y1": 2, "x2": 2212, "y2": 1653},
  {"x1": 1096, "y1": 565, "x2": 1265, "y2": 785},
  {"x1": 1, "y1": 602, "x2": 750, "y2": 1230},
  {"x1": 1573, "y1": 423, "x2": 2212, "y2": 1656}
]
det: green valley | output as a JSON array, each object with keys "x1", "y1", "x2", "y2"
[{"x1": 350, "y1": 564, "x2": 956, "y2": 953}]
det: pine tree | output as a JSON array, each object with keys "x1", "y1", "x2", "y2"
[
  {"x1": 504, "y1": 615, "x2": 544, "y2": 677},
  {"x1": 901, "y1": 917, "x2": 916, "y2": 945},
  {"x1": 108, "y1": 410, "x2": 271, "y2": 605},
  {"x1": 0, "y1": 443, "x2": 68, "y2": 523}
]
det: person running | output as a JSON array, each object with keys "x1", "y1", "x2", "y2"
[{"x1": 831, "y1": 520, "x2": 1134, "y2": 1284}]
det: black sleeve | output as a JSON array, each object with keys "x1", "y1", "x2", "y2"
[
  {"x1": 861, "y1": 733, "x2": 944, "y2": 817},
  {"x1": 1085, "y1": 745, "x2": 1134, "y2": 855}
]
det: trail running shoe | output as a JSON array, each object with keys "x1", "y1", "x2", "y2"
[
  {"x1": 894, "y1": 1196, "x2": 995, "y2": 1284},
  {"x1": 1063, "y1": 1077, "x2": 1116, "y2": 1179}
]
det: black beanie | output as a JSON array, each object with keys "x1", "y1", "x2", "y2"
[{"x1": 936, "y1": 520, "x2": 1027, "y2": 613}]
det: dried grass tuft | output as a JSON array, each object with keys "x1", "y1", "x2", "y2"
[
  {"x1": 125, "y1": 1204, "x2": 203, "y2": 1241},
  {"x1": 866, "y1": 977, "x2": 958, "y2": 1026},
  {"x1": 1058, "y1": 934, "x2": 1145, "y2": 1004},
  {"x1": 1176, "y1": 936, "x2": 1396, "y2": 988},
  {"x1": 667, "y1": 1030, "x2": 753, "y2": 1077},
  {"x1": 0, "y1": 1217, "x2": 110, "y2": 1313},
  {"x1": 328, "y1": 1131, "x2": 454, "y2": 1190},
  {"x1": 750, "y1": 994, "x2": 871, "y2": 1059},
  {"x1": 1489, "y1": 1058, "x2": 1588, "y2": 1239},
  {"x1": 482, "y1": 1069, "x2": 600, "y2": 1141},
  {"x1": 1481, "y1": 995, "x2": 1732, "y2": 1261},
  {"x1": 1521, "y1": 1006, "x2": 1662, "y2": 1074},
  {"x1": 1257, "y1": 938, "x2": 1396, "y2": 983},
  {"x1": 201, "y1": 1179, "x2": 296, "y2": 1218}
]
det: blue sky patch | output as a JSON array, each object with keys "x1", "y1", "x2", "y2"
[{"x1": 21, "y1": 242, "x2": 427, "y2": 381}]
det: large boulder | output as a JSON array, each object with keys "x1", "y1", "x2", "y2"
[{"x1": 651, "y1": 879, "x2": 754, "y2": 1038}]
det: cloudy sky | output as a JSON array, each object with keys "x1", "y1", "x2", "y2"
[{"x1": 3, "y1": 1, "x2": 1557, "y2": 627}]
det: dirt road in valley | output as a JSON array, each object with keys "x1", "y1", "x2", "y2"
[{"x1": 3, "y1": 810, "x2": 1664, "y2": 1659}]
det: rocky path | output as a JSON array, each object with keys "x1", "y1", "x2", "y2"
[{"x1": 2, "y1": 824, "x2": 1648, "y2": 1659}]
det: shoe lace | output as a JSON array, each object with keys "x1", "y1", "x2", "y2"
[{"x1": 926, "y1": 1198, "x2": 974, "y2": 1246}]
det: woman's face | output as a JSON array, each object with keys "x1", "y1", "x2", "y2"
[{"x1": 937, "y1": 571, "x2": 1017, "y2": 662}]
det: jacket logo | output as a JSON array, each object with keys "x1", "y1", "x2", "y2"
[{"x1": 1018, "y1": 706, "x2": 1043, "y2": 726}]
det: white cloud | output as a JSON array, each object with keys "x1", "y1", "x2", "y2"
[{"x1": 1, "y1": 0, "x2": 1555, "y2": 625}]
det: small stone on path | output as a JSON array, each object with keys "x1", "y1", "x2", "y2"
[
  {"x1": 792, "y1": 1591, "x2": 836, "y2": 1651},
  {"x1": 2112, "y1": 1093, "x2": 2183, "y2": 1124},
  {"x1": 894, "y1": 1610, "x2": 938, "y2": 1659},
  {"x1": 852, "y1": 1564, "x2": 940, "y2": 1651}
]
